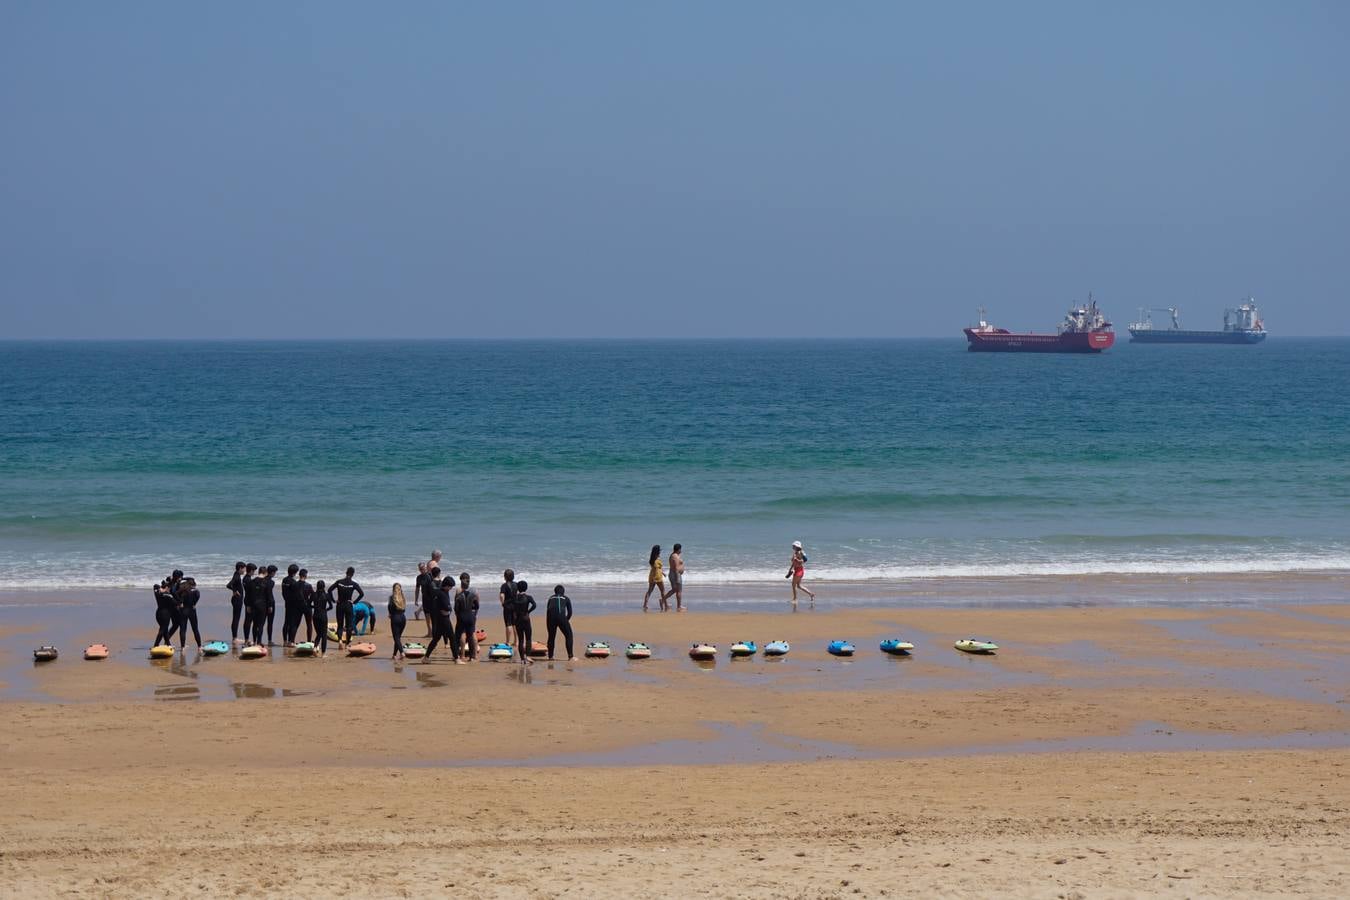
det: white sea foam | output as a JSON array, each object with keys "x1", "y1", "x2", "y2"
[{"x1": 2, "y1": 556, "x2": 1349, "y2": 591}]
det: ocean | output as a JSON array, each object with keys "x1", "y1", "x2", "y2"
[{"x1": 1, "y1": 339, "x2": 1347, "y2": 599}]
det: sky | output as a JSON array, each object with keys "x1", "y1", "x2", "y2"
[{"x1": 1, "y1": 1, "x2": 1347, "y2": 338}]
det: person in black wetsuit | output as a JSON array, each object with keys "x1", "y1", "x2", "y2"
[
  {"x1": 512, "y1": 579, "x2": 536, "y2": 665},
  {"x1": 415, "y1": 563, "x2": 434, "y2": 637},
  {"x1": 226, "y1": 561, "x2": 245, "y2": 642},
  {"x1": 546, "y1": 583, "x2": 576, "y2": 661},
  {"x1": 388, "y1": 583, "x2": 408, "y2": 659},
  {"x1": 152, "y1": 581, "x2": 179, "y2": 647},
  {"x1": 177, "y1": 578, "x2": 203, "y2": 650},
  {"x1": 281, "y1": 563, "x2": 299, "y2": 646},
  {"x1": 262, "y1": 565, "x2": 278, "y2": 644},
  {"x1": 247, "y1": 566, "x2": 269, "y2": 646},
  {"x1": 297, "y1": 568, "x2": 314, "y2": 642},
  {"x1": 499, "y1": 569, "x2": 518, "y2": 649},
  {"x1": 328, "y1": 566, "x2": 363, "y2": 648},
  {"x1": 240, "y1": 563, "x2": 258, "y2": 644},
  {"x1": 422, "y1": 575, "x2": 456, "y2": 662},
  {"x1": 454, "y1": 572, "x2": 479, "y2": 662},
  {"x1": 310, "y1": 579, "x2": 331, "y2": 654}
]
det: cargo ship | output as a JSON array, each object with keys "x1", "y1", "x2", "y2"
[
  {"x1": 1128, "y1": 299, "x2": 1266, "y2": 344},
  {"x1": 963, "y1": 295, "x2": 1114, "y2": 353}
]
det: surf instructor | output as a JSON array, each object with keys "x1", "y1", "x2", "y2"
[{"x1": 328, "y1": 566, "x2": 364, "y2": 649}]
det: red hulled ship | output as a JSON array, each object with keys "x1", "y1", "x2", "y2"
[{"x1": 963, "y1": 295, "x2": 1114, "y2": 353}]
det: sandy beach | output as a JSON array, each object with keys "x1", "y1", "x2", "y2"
[{"x1": 1, "y1": 596, "x2": 1348, "y2": 896}]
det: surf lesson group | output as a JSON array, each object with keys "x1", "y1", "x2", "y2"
[{"x1": 148, "y1": 542, "x2": 814, "y2": 656}]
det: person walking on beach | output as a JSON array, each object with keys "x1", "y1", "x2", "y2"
[
  {"x1": 668, "y1": 544, "x2": 686, "y2": 612},
  {"x1": 546, "y1": 584, "x2": 576, "y2": 661},
  {"x1": 226, "y1": 561, "x2": 245, "y2": 642},
  {"x1": 454, "y1": 572, "x2": 479, "y2": 662},
  {"x1": 643, "y1": 545, "x2": 674, "y2": 612},
  {"x1": 499, "y1": 569, "x2": 518, "y2": 648},
  {"x1": 388, "y1": 583, "x2": 408, "y2": 660},
  {"x1": 512, "y1": 580, "x2": 537, "y2": 664},
  {"x1": 310, "y1": 579, "x2": 331, "y2": 655},
  {"x1": 423, "y1": 575, "x2": 456, "y2": 662},
  {"x1": 787, "y1": 540, "x2": 815, "y2": 605},
  {"x1": 328, "y1": 567, "x2": 364, "y2": 649}
]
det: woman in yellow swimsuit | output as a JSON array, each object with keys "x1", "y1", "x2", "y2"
[{"x1": 643, "y1": 544, "x2": 674, "y2": 612}]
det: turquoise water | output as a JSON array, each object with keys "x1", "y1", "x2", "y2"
[{"x1": 1, "y1": 339, "x2": 1347, "y2": 591}]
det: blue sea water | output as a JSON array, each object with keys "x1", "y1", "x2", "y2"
[{"x1": 1, "y1": 339, "x2": 1347, "y2": 591}]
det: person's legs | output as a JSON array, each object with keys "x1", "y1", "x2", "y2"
[
  {"x1": 242, "y1": 606, "x2": 253, "y2": 642},
  {"x1": 153, "y1": 611, "x2": 171, "y2": 646},
  {"x1": 337, "y1": 604, "x2": 353, "y2": 645},
  {"x1": 230, "y1": 597, "x2": 243, "y2": 640},
  {"x1": 559, "y1": 618, "x2": 575, "y2": 659},
  {"x1": 265, "y1": 604, "x2": 275, "y2": 644},
  {"x1": 516, "y1": 617, "x2": 532, "y2": 662},
  {"x1": 463, "y1": 619, "x2": 477, "y2": 660},
  {"x1": 391, "y1": 612, "x2": 406, "y2": 658},
  {"x1": 314, "y1": 617, "x2": 328, "y2": 654},
  {"x1": 303, "y1": 610, "x2": 313, "y2": 642},
  {"x1": 643, "y1": 582, "x2": 656, "y2": 611},
  {"x1": 502, "y1": 607, "x2": 515, "y2": 649},
  {"x1": 546, "y1": 616, "x2": 558, "y2": 659},
  {"x1": 187, "y1": 609, "x2": 202, "y2": 647}
]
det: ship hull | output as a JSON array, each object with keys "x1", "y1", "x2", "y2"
[
  {"x1": 1128, "y1": 329, "x2": 1266, "y2": 344},
  {"x1": 964, "y1": 329, "x2": 1114, "y2": 353}
]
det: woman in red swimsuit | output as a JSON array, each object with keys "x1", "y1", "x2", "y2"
[{"x1": 787, "y1": 540, "x2": 815, "y2": 605}]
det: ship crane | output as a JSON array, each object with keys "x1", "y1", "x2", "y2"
[{"x1": 1129, "y1": 307, "x2": 1181, "y2": 331}]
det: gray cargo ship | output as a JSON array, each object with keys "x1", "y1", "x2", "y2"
[{"x1": 1128, "y1": 299, "x2": 1267, "y2": 344}]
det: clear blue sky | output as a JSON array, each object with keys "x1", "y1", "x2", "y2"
[{"x1": 2, "y1": 1, "x2": 1346, "y2": 337}]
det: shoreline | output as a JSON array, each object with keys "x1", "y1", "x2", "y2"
[{"x1": 4, "y1": 570, "x2": 1350, "y2": 612}]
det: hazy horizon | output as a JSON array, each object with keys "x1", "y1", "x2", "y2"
[{"x1": 3, "y1": 3, "x2": 1347, "y2": 338}]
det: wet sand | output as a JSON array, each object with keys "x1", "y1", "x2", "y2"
[{"x1": 2, "y1": 597, "x2": 1348, "y2": 896}]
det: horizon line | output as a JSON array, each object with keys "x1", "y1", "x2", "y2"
[{"x1": 1, "y1": 334, "x2": 1343, "y2": 343}]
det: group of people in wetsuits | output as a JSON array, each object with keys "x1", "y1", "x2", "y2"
[
  {"x1": 410, "y1": 562, "x2": 577, "y2": 663},
  {"x1": 154, "y1": 553, "x2": 579, "y2": 663},
  {"x1": 152, "y1": 570, "x2": 203, "y2": 649},
  {"x1": 221, "y1": 561, "x2": 368, "y2": 653}
]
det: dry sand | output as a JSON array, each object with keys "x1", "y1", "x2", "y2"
[{"x1": 2, "y1": 603, "x2": 1347, "y2": 897}]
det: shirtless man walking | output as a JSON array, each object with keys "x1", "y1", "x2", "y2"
[{"x1": 668, "y1": 544, "x2": 686, "y2": 612}]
